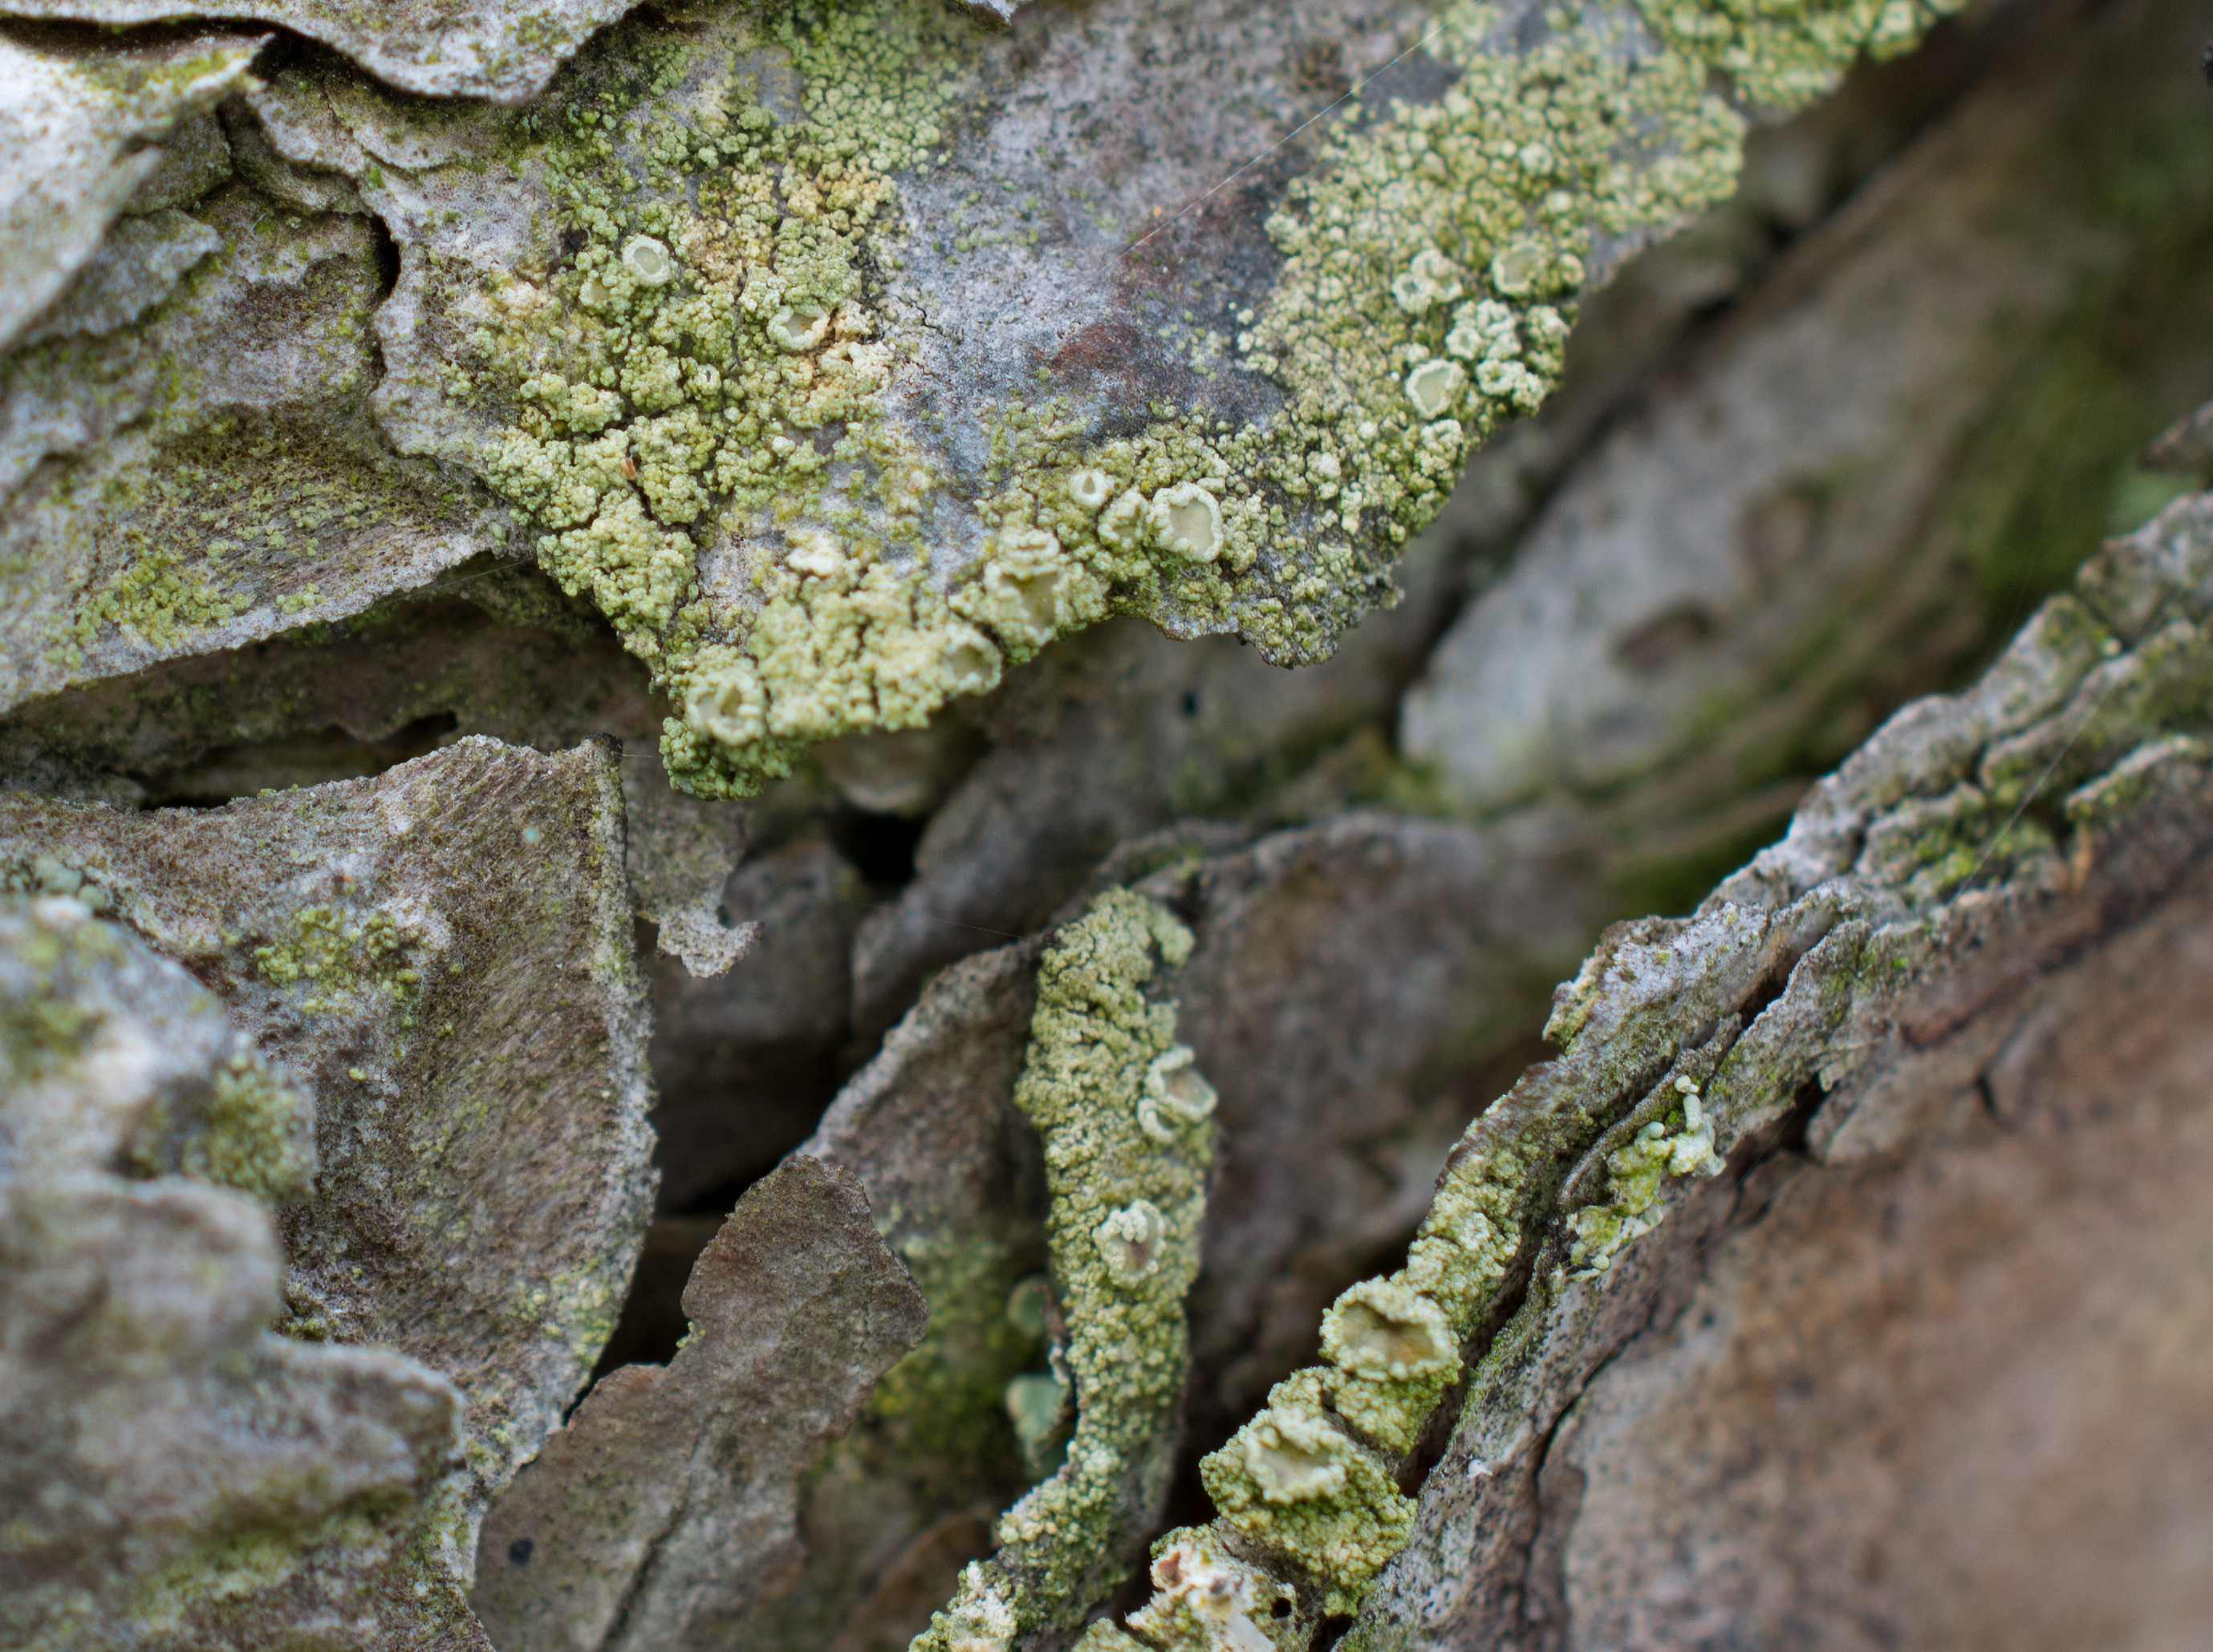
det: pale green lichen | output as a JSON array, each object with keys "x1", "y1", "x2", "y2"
[
  {"x1": 1563, "y1": 1075, "x2": 1724, "y2": 1276},
  {"x1": 1315, "y1": 1280, "x2": 1461, "y2": 1455},
  {"x1": 68, "y1": 550, "x2": 254, "y2": 653},
  {"x1": 0, "y1": 894, "x2": 125, "y2": 1085},
  {"x1": 862, "y1": 1230, "x2": 1042, "y2": 1480},
  {"x1": 126, "y1": 1507, "x2": 382, "y2": 1638},
  {"x1": 1200, "y1": 1372, "x2": 1415, "y2": 1618},
  {"x1": 1640, "y1": 0, "x2": 1971, "y2": 108},
  {"x1": 0, "y1": 852, "x2": 116, "y2": 914},
  {"x1": 130, "y1": 1049, "x2": 316, "y2": 1208},
  {"x1": 436, "y1": 0, "x2": 1963, "y2": 794},
  {"x1": 251, "y1": 905, "x2": 424, "y2": 1017},
  {"x1": 913, "y1": 890, "x2": 1212, "y2": 1652},
  {"x1": 1116, "y1": 1526, "x2": 1299, "y2": 1652}
]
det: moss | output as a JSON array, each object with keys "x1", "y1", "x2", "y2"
[{"x1": 913, "y1": 891, "x2": 1212, "y2": 1652}]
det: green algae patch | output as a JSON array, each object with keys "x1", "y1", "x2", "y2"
[
  {"x1": 912, "y1": 890, "x2": 1214, "y2": 1652},
  {"x1": 863, "y1": 1229, "x2": 1042, "y2": 1484}
]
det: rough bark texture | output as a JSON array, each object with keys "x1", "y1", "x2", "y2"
[
  {"x1": 4, "y1": 0, "x2": 2212, "y2": 1645},
  {"x1": 473, "y1": 1155, "x2": 930, "y2": 1652}
]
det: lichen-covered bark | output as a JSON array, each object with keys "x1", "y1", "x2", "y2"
[
  {"x1": 0, "y1": 737, "x2": 656, "y2": 1642},
  {"x1": 1, "y1": 0, "x2": 1965, "y2": 798},
  {"x1": 0, "y1": 895, "x2": 470, "y2": 1650},
  {"x1": 1335, "y1": 485, "x2": 2213, "y2": 1650},
  {"x1": 6, "y1": 0, "x2": 2213, "y2": 1646},
  {"x1": 471, "y1": 1154, "x2": 929, "y2": 1651},
  {"x1": 1402, "y1": 0, "x2": 2213, "y2": 819}
]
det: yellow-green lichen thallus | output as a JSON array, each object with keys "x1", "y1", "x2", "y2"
[
  {"x1": 437, "y1": 0, "x2": 1959, "y2": 798},
  {"x1": 1056, "y1": 0, "x2": 1963, "y2": 1637},
  {"x1": 913, "y1": 890, "x2": 1216, "y2": 1652}
]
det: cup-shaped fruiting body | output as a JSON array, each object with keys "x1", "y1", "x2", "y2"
[
  {"x1": 1238, "y1": 1405, "x2": 1352, "y2": 1504},
  {"x1": 1403, "y1": 359, "x2": 1466, "y2": 421},
  {"x1": 1005, "y1": 1370, "x2": 1071, "y2": 1468},
  {"x1": 1066, "y1": 468, "x2": 1116, "y2": 511},
  {"x1": 1319, "y1": 1279, "x2": 1456, "y2": 1383},
  {"x1": 861, "y1": 621, "x2": 1003, "y2": 712},
  {"x1": 784, "y1": 527, "x2": 845, "y2": 577},
  {"x1": 1388, "y1": 246, "x2": 1464, "y2": 315},
  {"x1": 1128, "y1": 1531, "x2": 1293, "y2": 1652},
  {"x1": 1094, "y1": 1199, "x2": 1167, "y2": 1287},
  {"x1": 1137, "y1": 1045, "x2": 1218, "y2": 1144},
  {"x1": 1005, "y1": 1272, "x2": 1053, "y2": 1340},
  {"x1": 1488, "y1": 238, "x2": 1582, "y2": 298},
  {"x1": 767, "y1": 304, "x2": 830, "y2": 352},
  {"x1": 1150, "y1": 483, "x2": 1224, "y2": 562},
  {"x1": 953, "y1": 530, "x2": 1108, "y2": 656},
  {"x1": 622, "y1": 234, "x2": 674, "y2": 286},
  {"x1": 1097, "y1": 488, "x2": 1150, "y2": 551},
  {"x1": 683, "y1": 656, "x2": 767, "y2": 748}
]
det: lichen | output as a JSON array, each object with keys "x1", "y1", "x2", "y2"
[
  {"x1": 860, "y1": 1229, "x2": 1042, "y2": 1482},
  {"x1": 1200, "y1": 1372, "x2": 1414, "y2": 1617},
  {"x1": 912, "y1": 890, "x2": 1212, "y2": 1652},
  {"x1": 403, "y1": 0, "x2": 1971, "y2": 798},
  {"x1": 129, "y1": 1049, "x2": 317, "y2": 1208},
  {"x1": 251, "y1": 903, "x2": 425, "y2": 1017},
  {"x1": 0, "y1": 892, "x2": 125, "y2": 1085},
  {"x1": 1, "y1": 850, "x2": 118, "y2": 914},
  {"x1": 1562, "y1": 1075, "x2": 1724, "y2": 1276},
  {"x1": 1120, "y1": 1527, "x2": 1299, "y2": 1652},
  {"x1": 1638, "y1": 0, "x2": 1972, "y2": 108}
]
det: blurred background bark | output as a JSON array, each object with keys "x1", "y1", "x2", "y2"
[{"x1": 5, "y1": 0, "x2": 2212, "y2": 1643}]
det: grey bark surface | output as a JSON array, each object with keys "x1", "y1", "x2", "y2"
[
  {"x1": 473, "y1": 1155, "x2": 930, "y2": 1652},
  {"x1": 0, "y1": 897, "x2": 471, "y2": 1648},
  {"x1": 2, "y1": 0, "x2": 2211, "y2": 1646},
  {"x1": 1352, "y1": 482, "x2": 2213, "y2": 1652}
]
